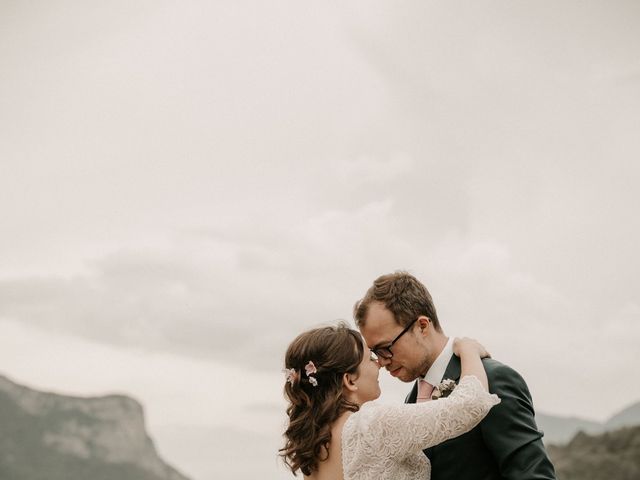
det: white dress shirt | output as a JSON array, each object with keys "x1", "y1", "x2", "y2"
[{"x1": 422, "y1": 336, "x2": 454, "y2": 386}]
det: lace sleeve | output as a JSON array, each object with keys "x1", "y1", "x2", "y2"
[{"x1": 345, "y1": 375, "x2": 500, "y2": 461}]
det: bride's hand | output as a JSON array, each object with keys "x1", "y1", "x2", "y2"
[{"x1": 453, "y1": 337, "x2": 491, "y2": 359}]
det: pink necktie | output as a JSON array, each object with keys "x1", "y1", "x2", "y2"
[{"x1": 417, "y1": 379, "x2": 433, "y2": 403}]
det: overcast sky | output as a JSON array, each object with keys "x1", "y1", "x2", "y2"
[{"x1": 1, "y1": 1, "x2": 639, "y2": 479}]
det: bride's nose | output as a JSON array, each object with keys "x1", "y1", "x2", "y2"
[{"x1": 377, "y1": 356, "x2": 392, "y2": 367}]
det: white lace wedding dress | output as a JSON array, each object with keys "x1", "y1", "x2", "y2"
[{"x1": 341, "y1": 375, "x2": 500, "y2": 480}]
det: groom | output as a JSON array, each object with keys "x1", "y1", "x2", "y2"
[{"x1": 354, "y1": 271, "x2": 555, "y2": 480}]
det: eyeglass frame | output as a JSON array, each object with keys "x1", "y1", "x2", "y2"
[{"x1": 371, "y1": 317, "x2": 420, "y2": 360}]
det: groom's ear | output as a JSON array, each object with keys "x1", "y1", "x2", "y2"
[{"x1": 417, "y1": 316, "x2": 431, "y2": 336}]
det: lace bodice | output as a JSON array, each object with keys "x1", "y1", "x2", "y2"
[{"x1": 341, "y1": 375, "x2": 500, "y2": 480}]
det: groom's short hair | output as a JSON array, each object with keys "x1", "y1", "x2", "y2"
[{"x1": 354, "y1": 271, "x2": 441, "y2": 332}]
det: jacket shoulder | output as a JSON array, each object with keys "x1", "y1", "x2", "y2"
[
  {"x1": 480, "y1": 359, "x2": 536, "y2": 412},
  {"x1": 482, "y1": 358, "x2": 521, "y2": 378}
]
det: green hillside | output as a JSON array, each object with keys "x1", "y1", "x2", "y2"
[
  {"x1": 548, "y1": 425, "x2": 640, "y2": 480},
  {"x1": 0, "y1": 375, "x2": 189, "y2": 480}
]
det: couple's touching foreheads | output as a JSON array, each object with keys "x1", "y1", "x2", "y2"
[{"x1": 280, "y1": 271, "x2": 556, "y2": 480}]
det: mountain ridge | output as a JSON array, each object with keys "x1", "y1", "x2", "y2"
[
  {"x1": 547, "y1": 425, "x2": 640, "y2": 480},
  {"x1": 0, "y1": 373, "x2": 189, "y2": 480},
  {"x1": 537, "y1": 401, "x2": 640, "y2": 445}
]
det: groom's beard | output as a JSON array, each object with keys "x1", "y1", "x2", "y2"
[{"x1": 390, "y1": 357, "x2": 432, "y2": 383}]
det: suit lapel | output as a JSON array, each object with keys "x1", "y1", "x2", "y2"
[
  {"x1": 442, "y1": 354, "x2": 461, "y2": 383},
  {"x1": 423, "y1": 355, "x2": 461, "y2": 462},
  {"x1": 407, "y1": 354, "x2": 460, "y2": 405},
  {"x1": 405, "y1": 380, "x2": 419, "y2": 404}
]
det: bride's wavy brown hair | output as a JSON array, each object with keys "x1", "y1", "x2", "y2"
[{"x1": 279, "y1": 322, "x2": 364, "y2": 476}]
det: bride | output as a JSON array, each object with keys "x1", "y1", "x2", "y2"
[{"x1": 280, "y1": 323, "x2": 499, "y2": 480}]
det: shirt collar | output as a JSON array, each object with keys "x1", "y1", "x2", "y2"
[{"x1": 423, "y1": 336, "x2": 454, "y2": 386}]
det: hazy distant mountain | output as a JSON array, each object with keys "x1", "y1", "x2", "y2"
[
  {"x1": 536, "y1": 413, "x2": 604, "y2": 444},
  {"x1": 537, "y1": 401, "x2": 640, "y2": 445},
  {"x1": 0, "y1": 374, "x2": 190, "y2": 480},
  {"x1": 605, "y1": 402, "x2": 640, "y2": 431},
  {"x1": 547, "y1": 425, "x2": 640, "y2": 480}
]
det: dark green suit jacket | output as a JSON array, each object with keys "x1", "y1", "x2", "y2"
[{"x1": 406, "y1": 356, "x2": 556, "y2": 480}]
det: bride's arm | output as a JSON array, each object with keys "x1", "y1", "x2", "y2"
[
  {"x1": 456, "y1": 337, "x2": 490, "y2": 391},
  {"x1": 348, "y1": 377, "x2": 499, "y2": 459},
  {"x1": 344, "y1": 341, "x2": 498, "y2": 459}
]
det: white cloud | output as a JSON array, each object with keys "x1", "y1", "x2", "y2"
[
  {"x1": 1, "y1": 1, "x2": 640, "y2": 478},
  {"x1": 333, "y1": 153, "x2": 414, "y2": 186},
  {"x1": 0, "y1": 319, "x2": 288, "y2": 432}
]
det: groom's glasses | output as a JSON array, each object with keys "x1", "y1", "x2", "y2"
[{"x1": 371, "y1": 317, "x2": 419, "y2": 360}]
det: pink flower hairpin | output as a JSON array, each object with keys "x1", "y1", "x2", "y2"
[
  {"x1": 283, "y1": 368, "x2": 298, "y2": 386},
  {"x1": 304, "y1": 361, "x2": 317, "y2": 376},
  {"x1": 304, "y1": 361, "x2": 318, "y2": 387}
]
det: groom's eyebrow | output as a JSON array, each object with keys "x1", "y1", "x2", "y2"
[{"x1": 371, "y1": 340, "x2": 391, "y2": 349}]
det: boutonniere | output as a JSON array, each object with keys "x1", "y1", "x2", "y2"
[{"x1": 431, "y1": 379, "x2": 457, "y2": 400}]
